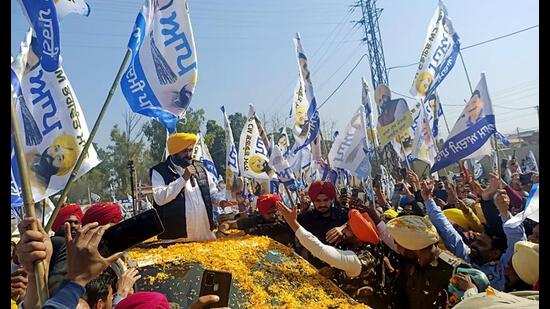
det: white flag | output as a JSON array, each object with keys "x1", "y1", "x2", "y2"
[
  {"x1": 410, "y1": 0, "x2": 460, "y2": 100},
  {"x1": 293, "y1": 33, "x2": 321, "y2": 153},
  {"x1": 221, "y1": 106, "x2": 239, "y2": 199},
  {"x1": 238, "y1": 105, "x2": 272, "y2": 180},
  {"x1": 329, "y1": 106, "x2": 372, "y2": 179},
  {"x1": 11, "y1": 32, "x2": 100, "y2": 203},
  {"x1": 121, "y1": 0, "x2": 198, "y2": 133},
  {"x1": 361, "y1": 77, "x2": 379, "y2": 148},
  {"x1": 55, "y1": 0, "x2": 91, "y2": 18},
  {"x1": 526, "y1": 150, "x2": 538, "y2": 172},
  {"x1": 503, "y1": 184, "x2": 539, "y2": 228},
  {"x1": 269, "y1": 143, "x2": 298, "y2": 191},
  {"x1": 411, "y1": 103, "x2": 437, "y2": 166}
]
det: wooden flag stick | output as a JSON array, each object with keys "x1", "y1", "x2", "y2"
[
  {"x1": 46, "y1": 49, "x2": 132, "y2": 232},
  {"x1": 11, "y1": 92, "x2": 49, "y2": 304}
]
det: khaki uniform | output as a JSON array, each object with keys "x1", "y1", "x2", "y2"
[{"x1": 395, "y1": 250, "x2": 469, "y2": 309}]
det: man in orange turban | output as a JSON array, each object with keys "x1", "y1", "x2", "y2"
[
  {"x1": 150, "y1": 133, "x2": 227, "y2": 242},
  {"x1": 297, "y1": 181, "x2": 349, "y2": 269}
]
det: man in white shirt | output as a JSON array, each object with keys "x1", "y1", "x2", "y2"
[{"x1": 150, "y1": 133, "x2": 225, "y2": 242}]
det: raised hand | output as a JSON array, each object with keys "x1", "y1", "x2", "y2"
[
  {"x1": 407, "y1": 169, "x2": 420, "y2": 191},
  {"x1": 482, "y1": 172, "x2": 500, "y2": 200},
  {"x1": 325, "y1": 224, "x2": 347, "y2": 246},
  {"x1": 275, "y1": 201, "x2": 300, "y2": 232},
  {"x1": 420, "y1": 179, "x2": 434, "y2": 201},
  {"x1": 116, "y1": 268, "x2": 141, "y2": 298},
  {"x1": 493, "y1": 189, "x2": 510, "y2": 216},
  {"x1": 65, "y1": 222, "x2": 124, "y2": 287}
]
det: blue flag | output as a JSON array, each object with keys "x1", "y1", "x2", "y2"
[
  {"x1": 17, "y1": 0, "x2": 61, "y2": 72},
  {"x1": 432, "y1": 74, "x2": 496, "y2": 172},
  {"x1": 121, "y1": 0, "x2": 198, "y2": 133},
  {"x1": 410, "y1": 0, "x2": 460, "y2": 100}
]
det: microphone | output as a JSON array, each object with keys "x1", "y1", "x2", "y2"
[{"x1": 189, "y1": 161, "x2": 197, "y2": 187}]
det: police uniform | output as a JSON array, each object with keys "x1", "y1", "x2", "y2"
[
  {"x1": 332, "y1": 244, "x2": 398, "y2": 308},
  {"x1": 395, "y1": 250, "x2": 470, "y2": 309}
]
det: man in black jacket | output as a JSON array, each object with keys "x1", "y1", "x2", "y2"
[{"x1": 150, "y1": 133, "x2": 226, "y2": 242}]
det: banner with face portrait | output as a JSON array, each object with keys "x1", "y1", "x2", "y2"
[
  {"x1": 239, "y1": 105, "x2": 272, "y2": 180},
  {"x1": 409, "y1": 0, "x2": 460, "y2": 100},
  {"x1": 121, "y1": 0, "x2": 198, "y2": 133},
  {"x1": 292, "y1": 33, "x2": 320, "y2": 153},
  {"x1": 11, "y1": 32, "x2": 100, "y2": 203},
  {"x1": 431, "y1": 74, "x2": 495, "y2": 172},
  {"x1": 277, "y1": 127, "x2": 290, "y2": 156}
]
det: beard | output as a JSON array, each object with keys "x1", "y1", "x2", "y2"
[{"x1": 173, "y1": 155, "x2": 192, "y2": 167}]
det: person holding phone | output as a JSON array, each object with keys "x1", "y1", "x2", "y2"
[{"x1": 150, "y1": 133, "x2": 227, "y2": 242}]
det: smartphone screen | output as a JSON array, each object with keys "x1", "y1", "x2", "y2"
[
  {"x1": 199, "y1": 269, "x2": 232, "y2": 308},
  {"x1": 99, "y1": 208, "x2": 164, "y2": 257}
]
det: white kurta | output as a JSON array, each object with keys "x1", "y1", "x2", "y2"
[{"x1": 151, "y1": 159, "x2": 223, "y2": 243}]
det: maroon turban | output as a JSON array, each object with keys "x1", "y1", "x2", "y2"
[
  {"x1": 52, "y1": 204, "x2": 83, "y2": 233},
  {"x1": 114, "y1": 292, "x2": 169, "y2": 309},
  {"x1": 308, "y1": 181, "x2": 336, "y2": 201},
  {"x1": 256, "y1": 194, "x2": 282, "y2": 215},
  {"x1": 82, "y1": 202, "x2": 122, "y2": 226}
]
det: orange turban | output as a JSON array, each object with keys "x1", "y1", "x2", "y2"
[
  {"x1": 52, "y1": 203, "x2": 83, "y2": 233},
  {"x1": 308, "y1": 181, "x2": 336, "y2": 201},
  {"x1": 82, "y1": 202, "x2": 122, "y2": 226},
  {"x1": 167, "y1": 133, "x2": 198, "y2": 155},
  {"x1": 348, "y1": 209, "x2": 380, "y2": 244},
  {"x1": 257, "y1": 194, "x2": 281, "y2": 215}
]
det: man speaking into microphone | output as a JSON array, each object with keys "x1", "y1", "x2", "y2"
[{"x1": 150, "y1": 132, "x2": 225, "y2": 242}]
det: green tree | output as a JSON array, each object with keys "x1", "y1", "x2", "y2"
[
  {"x1": 177, "y1": 108, "x2": 205, "y2": 133},
  {"x1": 204, "y1": 120, "x2": 226, "y2": 175},
  {"x1": 68, "y1": 144, "x2": 112, "y2": 203},
  {"x1": 228, "y1": 112, "x2": 247, "y2": 148}
]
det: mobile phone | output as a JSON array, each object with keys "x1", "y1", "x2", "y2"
[
  {"x1": 98, "y1": 209, "x2": 164, "y2": 258},
  {"x1": 340, "y1": 188, "x2": 348, "y2": 196},
  {"x1": 199, "y1": 269, "x2": 232, "y2": 308}
]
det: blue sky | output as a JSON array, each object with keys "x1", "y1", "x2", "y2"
[{"x1": 11, "y1": 0, "x2": 539, "y2": 149}]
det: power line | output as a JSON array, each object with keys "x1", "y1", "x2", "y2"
[
  {"x1": 386, "y1": 25, "x2": 539, "y2": 72},
  {"x1": 317, "y1": 54, "x2": 368, "y2": 110},
  {"x1": 318, "y1": 24, "x2": 538, "y2": 109}
]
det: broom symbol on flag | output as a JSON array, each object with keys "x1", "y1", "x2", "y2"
[
  {"x1": 17, "y1": 93, "x2": 43, "y2": 146},
  {"x1": 150, "y1": 35, "x2": 177, "y2": 85}
]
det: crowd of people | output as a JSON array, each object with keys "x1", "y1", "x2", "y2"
[{"x1": 10, "y1": 133, "x2": 539, "y2": 308}]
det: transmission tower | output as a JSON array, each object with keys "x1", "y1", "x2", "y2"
[
  {"x1": 353, "y1": 0, "x2": 402, "y2": 178},
  {"x1": 354, "y1": 0, "x2": 389, "y2": 92}
]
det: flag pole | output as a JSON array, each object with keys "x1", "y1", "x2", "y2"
[
  {"x1": 11, "y1": 92, "x2": 50, "y2": 303},
  {"x1": 46, "y1": 49, "x2": 132, "y2": 232}
]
